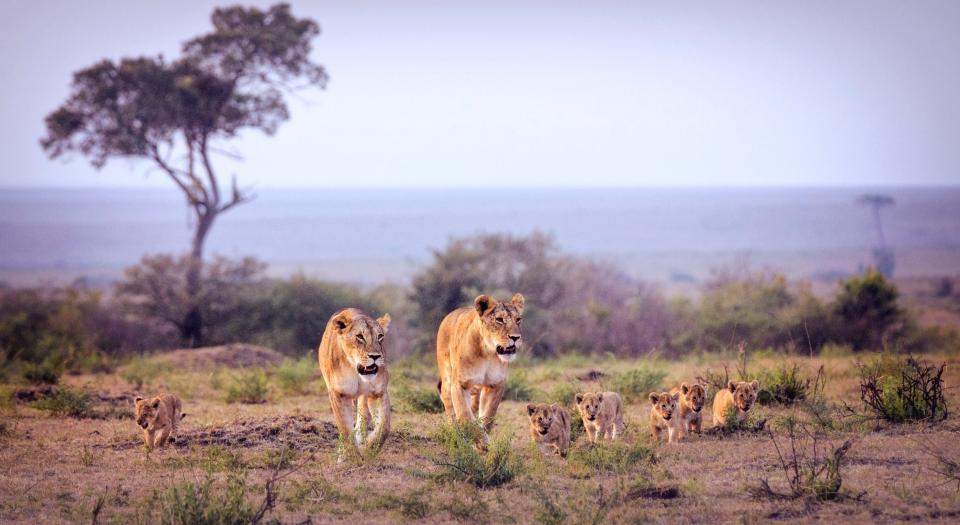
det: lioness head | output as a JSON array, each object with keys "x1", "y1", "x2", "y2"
[
  {"x1": 728, "y1": 380, "x2": 760, "y2": 412},
  {"x1": 330, "y1": 309, "x2": 391, "y2": 382},
  {"x1": 134, "y1": 396, "x2": 161, "y2": 430},
  {"x1": 474, "y1": 293, "x2": 524, "y2": 363},
  {"x1": 575, "y1": 392, "x2": 604, "y2": 422},
  {"x1": 679, "y1": 383, "x2": 707, "y2": 413},
  {"x1": 648, "y1": 391, "x2": 680, "y2": 421},
  {"x1": 526, "y1": 403, "x2": 559, "y2": 435}
]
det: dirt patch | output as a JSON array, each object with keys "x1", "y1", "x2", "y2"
[
  {"x1": 152, "y1": 344, "x2": 284, "y2": 371},
  {"x1": 627, "y1": 484, "x2": 681, "y2": 499},
  {"x1": 703, "y1": 418, "x2": 768, "y2": 437},
  {"x1": 12, "y1": 385, "x2": 60, "y2": 402}
]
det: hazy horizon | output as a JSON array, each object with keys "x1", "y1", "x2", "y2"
[{"x1": 4, "y1": 1, "x2": 960, "y2": 189}]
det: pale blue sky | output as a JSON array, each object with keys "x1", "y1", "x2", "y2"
[{"x1": 2, "y1": 0, "x2": 959, "y2": 188}]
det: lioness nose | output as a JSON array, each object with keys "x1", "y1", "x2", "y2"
[
  {"x1": 508, "y1": 335, "x2": 520, "y2": 342},
  {"x1": 369, "y1": 354, "x2": 381, "y2": 362}
]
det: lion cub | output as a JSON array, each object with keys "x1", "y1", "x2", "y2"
[
  {"x1": 712, "y1": 380, "x2": 759, "y2": 427},
  {"x1": 134, "y1": 393, "x2": 184, "y2": 450},
  {"x1": 669, "y1": 383, "x2": 707, "y2": 439},
  {"x1": 575, "y1": 391, "x2": 624, "y2": 443},
  {"x1": 526, "y1": 403, "x2": 571, "y2": 457},
  {"x1": 648, "y1": 391, "x2": 680, "y2": 444}
]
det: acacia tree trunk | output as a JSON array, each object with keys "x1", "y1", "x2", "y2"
[{"x1": 182, "y1": 209, "x2": 217, "y2": 347}]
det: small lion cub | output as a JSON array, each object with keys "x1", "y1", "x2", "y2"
[
  {"x1": 669, "y1": 383, "x2": 707, "y2": 439},
  {"x1": 575, "y1": 391, "x2": 624, "y2": 443},
  {"x1": 712, "y1": 380, "x2": 759, "y2": 428},
  {"x1": 648, "y1": 391, "x2": 680, "y2": 444},
  {"x1": 526, "y1": 403, "x2": 571, "y2": 457},
  {"x1": 134, "y1": 393, "x2": 185, "y2": 450}
]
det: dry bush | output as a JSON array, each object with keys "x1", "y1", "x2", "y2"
[
  {"x1": 751, "y1": 417, "x2": 855, "y2": 501},
  {"x1": 431, "y1": 421, "x2": 524, "y2": 488}
]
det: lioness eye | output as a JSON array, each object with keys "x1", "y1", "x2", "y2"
[
  {"x1": 356, "y1": 335, "x2": 365, "y2": 344},
  {"x1": 495, "y1": 317, "x2": 504, "y2": 324},
  {"x1": 517, "y1": 317, "x2": 523, "y2": 325},
  {"x1": 377, "y1": 333, "x2": 384, "y2": 342}
]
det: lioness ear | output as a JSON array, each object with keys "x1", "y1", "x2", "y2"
[
  {"x1": 728, "y1": 381, "x2": 737, "y2": 393},
  {"x1": 332, "y1": 311, "x2": 352, "y2": 333},
  {"x1": 376, "y1": 313, "x2": 391, "y2": 333},
  {"x1": 681, "y1": 383, "x2": 689, "y2": 394},
  {"x1": 511, "y1": 293, "x2": 525, "y2": 313},
  {"x1": 751, "y1": 380, "x2": 760, "y2": 392},
  {"x1": 575, "y1": 393, "x2": 584, "y2": 404},
  {"x1": 475, "y1": 295, "x2": 495, "y2": 316},
  {"x1": 648, "y1": 392, "x2": 659, "y2": 404},
  {"x1": 527, "y1": 404, "x2": 536, "y2": 416}
]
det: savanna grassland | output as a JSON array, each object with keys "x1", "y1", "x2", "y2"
[{"x1": 1, "y1": 346, "x2": 958, "y2": 524}]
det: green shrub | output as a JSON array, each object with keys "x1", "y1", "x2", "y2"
[
  {"x1": 22, "y1": 360, "x2": 61, "y2": 385},
  {"x1": 396, "y1": 384, "x2": 444, "y2": 413},
  {"x1": 31, "y1": 388, "x2": 93, "y2": 418},
  {"x1": 833, "y1": 270, "x2": 905, "y2": 351},
  {"x1": 432, "y1": 421, "x2": 523, "y2": 488},
  {"x1": 273, "y1": 356, "x2": 315, "y2": 394},
  {"x1": 202, "y1": 445, "x2": 247, "y2": 473},
  {"x1": 142, "y1": 475, "x2": 259, "y2": 525},
  {"x1": 503, "y1": 372, "x2": 535, "y2": 401},
  {"x1": 225, "y1": 370, "x2": 269, "y2": 404},
  {"x1": 121, "y1": 357, "x2": 172, "y2": 390},
  {"x1": 857, "y1": 355, "x2": 947, "y2": 423},
  {"x1": 609, "y1": 364, "x2": 666, "y2": 402},
  {"x1": 567, "y1": 440, "x2": 656, "y2": 476},
  {"x1": 760, "y1": 364, "x2": 810, "y2": 406},
  {"x1": 540, "y1": 381, "x2": 581, "y2": 405}
]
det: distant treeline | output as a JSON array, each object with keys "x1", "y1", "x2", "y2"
[{"x1": 0, "y1": 233, "x2": 954, "y2": 376}]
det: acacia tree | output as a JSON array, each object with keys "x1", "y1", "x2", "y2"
[{"x1": 41, "y1": 4, "x2": 327, "y2": 346}]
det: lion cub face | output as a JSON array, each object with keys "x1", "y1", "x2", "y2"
[
  {"x1": 527, "y1": 403, "x2": 558, "y2": 435},
  {"x1": 474, "y1": 293, "x2": 525, "y2": 363},
  {"x1": 648, "y1": 391, "x2": 680, "y2": 421},
  {"x1": 679, "y1": 383, "x2": 707, "y2": 413},
  {"x1": 331, "y1": 310, "x2": 391, "y2": 382},
  {"x1": 729, "y1": 380, "x2": 759, "y2": 412},
  {"x1": 134, "y1": 397, "x2": 162, "y2": 430},
  {"x1": 575, "y1": 392, "x2": 604, "y2": 422}
]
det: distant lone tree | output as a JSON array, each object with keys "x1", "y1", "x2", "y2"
[
  {"x1": 857, "y1": 193, "x2": 895, "y2": 276},
  {"x1": 40, "y1": 3, "x2": 327, "y2": 346}
]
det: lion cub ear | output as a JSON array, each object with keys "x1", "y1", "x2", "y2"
[
  {"x1": 332, "y1": 311, "x2": 352, "y2": 333},
  {"x1": 648, "y1": 392, "x2": 659, "y2": 404},
  {"x1": 511, "y1": 293, "x2": 525, "y2": 313},
  {"x1": 671, "y1": 392, "x2": 681, "y2": 403},
  {"x1": 526, "y1": 403, "x2": 536, "y2": 416},
  {"x1": 475, "y1": 295, "x2": 495, "y2": 316},
  {"x1": 151, "y1": 399, "x2": 161, "y2": 409},
  {"x1": 596, "y1": 393, "x2": 603, "y2": 403},
  {"x1": 727, "y1": 381, "x2": 737, "y2": 393},
  {"x1": 750, "y1": 380, "x2": 760, "y2": 392},
  {"x1": 574, "y1": 393, "x2": 584, "y2": 404},
  {"x1": 680, "y1": 383, "x2": 689, "y2": 394},
  {"x1": 376, "y1": 313, "x2": 391, "y2": 333},
  {"x1": 134, "y1": 396, "x2": 143, "y2": 404}
]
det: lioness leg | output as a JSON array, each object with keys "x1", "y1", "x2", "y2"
[
  {"x1": 450, "y1": 380, "x2": 474, "y2": 422},
  {"x1": 478, "y1": 382, "x2": 505, "y2": 432},
  {"x1": 470, "y1": 385, "x2": 481, "y2": 418},
  {"x1": 366, "y1": 392, "x2": 391, "y2": 451},
  {"x1": 328, "y1": 391, "x2": 356, "y2": 444},
  {"x1": 355, "y1": 395, "x2": 371, "y2": 445}
]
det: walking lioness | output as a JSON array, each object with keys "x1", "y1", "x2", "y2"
[
  {"x1": 319, "y1": 308, "x2": 392, "y2": 453},
  {"x1": 437, "y1": 293, "x2": 525, "y2": 442}
]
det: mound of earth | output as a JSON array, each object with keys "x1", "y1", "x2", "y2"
[
  {"x1": 153, "y1": 343, "x2": 285, "y2": 370},
  {"x1": 104, "y1": 415, "x2": 339, "y2": 451}
]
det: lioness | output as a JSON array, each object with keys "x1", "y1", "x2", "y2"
[
  {"x1": 712, "y1": 380, "x2": 759, "y2": 427},
  {"x1": 134, "y1": 393, "x2": 184, "y2": 450},
  {"x1": 436, "y1": 293, "x2": 525, "y2": 441},
  {"x1": 648, "y1": 391, "x2": 680, "y2": 444},
  {"x1": 669, "y1": 382, "x2": 707, "y2": 439},
  {"x1": 318, "y1": 308, "x2": 392, "y2": 452},
  {"x1": 574, "y1": 391, "x2": 624, "y2": 443},
  {"x1": 526, "y1": 403, "x2": 571, "y2": 457}
]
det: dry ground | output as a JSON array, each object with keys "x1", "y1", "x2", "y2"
[{"x1": 1, "y1": 349, "x2": 959, "y2": 524}]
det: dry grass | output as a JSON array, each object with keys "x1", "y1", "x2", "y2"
[{"x1": 1, "y1": 350, "x2": 959, "y2": 523}]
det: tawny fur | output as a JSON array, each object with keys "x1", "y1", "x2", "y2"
[
  {"x1": 526, "y1": 403, "x2": 571, "y2": 457},
  {"x1": 436, "y1": 293, "x2": 525, "y2": 443},
  {"x1": 648, "y1": 391, "x2": 680, "y2": 444},
  {"x1": 134, "y1": 393, "x2": 184, "y2": 450},
  {"x1": 318, "y1": 308, "x2": 392, "y2": 453},
  {"x1": 575, "y1": 391, "x2": 624, "y2": 443},
  {"x1": 712, "y1": 380, "x2": 759, "y2": 427},
  {"x1": 669, "y1": 382, "x2": 707, "y2": 440}
]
